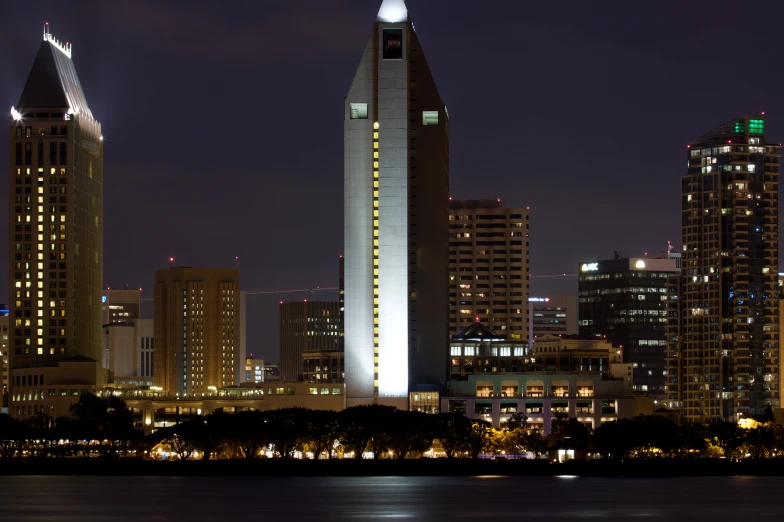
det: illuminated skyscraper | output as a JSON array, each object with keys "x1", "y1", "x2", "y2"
[
  {"x1": 666, "y1": 115, "x2": 780, "y2": 422},
  {"x1": 8, "y1": 27, "x2": 103, "y2": 369},
  {"x1": 153, "y1": 267, "x2": 240, "y2": 395},
  {"x1": 344, "y1": 0, "x2": 449, "y2": 406}
]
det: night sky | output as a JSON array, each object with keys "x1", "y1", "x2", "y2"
[{"x1": 2, "y1": 0, "x2": 784, "y2": 363}]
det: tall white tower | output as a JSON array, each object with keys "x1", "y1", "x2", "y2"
[{"x1": 344, "y1": 0, "x2": 449, "y2": 407}]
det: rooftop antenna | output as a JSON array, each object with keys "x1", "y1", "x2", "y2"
[
  {"x1": 235, "y1": 256, "x2": 239, "y2": 270},
  {"x1": 667, "y1": 240, "x2": 673, "y2": 254},
  {"x1": 169, "y1": 256, "x2": 175, "y2": 268}
]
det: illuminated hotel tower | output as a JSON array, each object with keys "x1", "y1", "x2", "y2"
[
  {"x1": 8, "y1": 27, "x2": 103, "y2": 367},
  {"x1": 344, "y1": 0, "x2": 449, "y2": 406}
]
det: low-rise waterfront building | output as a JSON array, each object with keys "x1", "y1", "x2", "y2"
[
  {"x1": 103, "y1": 382, "x2": 345, "y2": 432},
  {"x1": 10, "y1": 356, "x2": 110, "y2": 421},
  {"x1": 442, "y1": 322, "x2": 643, "y2": 431}
]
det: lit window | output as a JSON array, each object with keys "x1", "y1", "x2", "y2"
[
  {"x1": 422, "y1": 111, "x2": 439, "y2": 126},
  {"x1": 350, "y1": 103, "x2": 368, "y2": 119}
]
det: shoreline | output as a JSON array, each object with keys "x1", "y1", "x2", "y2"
[{"x1": 1, "y1": 459, "x2": 784, "y2": 477}]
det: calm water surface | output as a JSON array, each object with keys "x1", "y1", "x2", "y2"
[{"x1": 0, "y1": 476, "x2": 780, "y2": 521}]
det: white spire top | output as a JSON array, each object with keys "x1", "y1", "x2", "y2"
[{"x1": 377, "y1": 0, "x2": 408, "y2": 23}]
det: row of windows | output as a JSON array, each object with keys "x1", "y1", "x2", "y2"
[
  {"x1": 14, "y1": 125, "x2": 68, "y2": 138},
  {"x1": 450, "y1": 240, "x2": 527, "y2": 247},
  {"x1": 450, "y1": 249, "x2": 525, "y2": 255},
  {"x1": 14, "y1": 142, "x2": 68, "y2": 166}
]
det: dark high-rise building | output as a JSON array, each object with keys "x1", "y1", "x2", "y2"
[
  {"x1": 448, "y1": 200, "x2": 530, "y2": 339},
  {"x1": 279, "y1": 301, "x2": 341, "y2": 382},
  {"x1": 578, "y1": 257, "x2": 677, "y2": 396},
  {"x1": 8, "y1": 27, "x2": 103, "y2": 368},
  {"x1": 344, "y1": 0, "x2": 449, "y2": 406},
  {"x1": 666, "y1": 115, "x2": 780, "y2": 422}
]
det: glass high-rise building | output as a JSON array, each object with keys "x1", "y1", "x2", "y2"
[
  {"x1": 8, "y1": 27, "x2": 103, "y2": 368},
  {"x1": 344, "y1": 0, "x2": 449, "y2": 406},
  {"x1": 578, "y1": 257, "x2": 677, "y2": 397},
  {"x1": 666, "y1": 114, "x2": 780, "y2": 422}
]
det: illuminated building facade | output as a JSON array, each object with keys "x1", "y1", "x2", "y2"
[
  {"x1": 666, "y1": 115, "x2": 780, "y2": 422},
  {"x1": 344, "y1": 0, "x2": 449, "y2": 405},
  {"x1": 444, "y1": 323, "x2": 637, "y2": 431},
  {"x1": 153, "y1": 267, "x2": 240, "y2": 395},
  {"x1": 578, "y1": 257, "x2": 677, "y2": 397},
  {"x1": 279, "y1": 301, "x2": 341, "y2": 382},
  {"x1": 448, "y1": 200, "x2": 530, "y2": 339},
  {"x1": 8, "y1": 27, "x2": 104, "y2": 419}
]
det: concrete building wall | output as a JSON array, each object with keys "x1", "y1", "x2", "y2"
[
  {"x1": 137, "y1": 318, "x2": 153, "y2": 381},
  {"x1": 344, "y1": 29, "x2": 377, "y2": 405},
  {"x1": 103, "y1": 323, "x2": 135, "y2": 377}
]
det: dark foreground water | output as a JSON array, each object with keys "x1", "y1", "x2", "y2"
[{"x1": 1, "y1": 476, "x2": 781, "y2": 521}]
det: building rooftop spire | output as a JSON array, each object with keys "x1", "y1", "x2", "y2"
[
  {"x1": 16, "y1": 25, "x2": 93, "y2": 119},
  {"x1": 377, "y1": 0, "x2": 408, "y2": 23}
]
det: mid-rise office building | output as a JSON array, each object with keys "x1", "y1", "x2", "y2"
[
  {"x1": 102, "y1": 287, "x2": 141, "y2": 325},
  {"x1": 578, "y1": 257, "x2": 677, "y2": 397},
  {"x1": 528, "y1": 295, "x2": 577, "y2": 341},
  {"x1": 449, "y1": 200, "x2": 530, "y2": 339},
  {"x1": 666, "y1": 115, "x2": 780, "y2": 422},
  {"x1": 344, "y1": 0, "x2": 449, "y2": 406},
  {"x1": 153, "y1": 267, "x2": 241, "y2": 395},
  {"x1": 244, "y1": 356, "x2": 280, "y2": 384},
  {"x1": 8, "y1": 27, "x2": 103, "y2": 369},
  {"x1": 280, "y1": 301, "x2": 341, "y2": 382},
  {"x1": 102, "y1": 318, "x2": 153, "y2": 385}
]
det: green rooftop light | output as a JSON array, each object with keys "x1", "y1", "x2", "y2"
[{"x1": 749, "y1": 118, "x2": 765, "y2": 135}]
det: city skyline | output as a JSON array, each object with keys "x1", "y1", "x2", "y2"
[{"x1": 3, "y1": 1, "x2": 784, "y2": 362}]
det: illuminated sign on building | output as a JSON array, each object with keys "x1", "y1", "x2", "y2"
[
  {"x1": 635, "y1": 260, "x2": 646, "y2": 269},
  {"x1": 581, "y1": 263, "x2": 598, "y2": 272},
  {"x1": 101, "y1": 296, "x2": 107, "y2": 303},
  {"x1": 528, "y1": 297, "x2": 550, "y2": 303}
]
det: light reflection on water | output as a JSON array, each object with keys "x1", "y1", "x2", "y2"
[{"x1": 0, "y1": 476, "x2": 782, "y2": 521}]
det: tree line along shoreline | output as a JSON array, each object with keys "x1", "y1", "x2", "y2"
[{"x1": 1, "y1": 394, "x2": 783, "y2": 464}]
